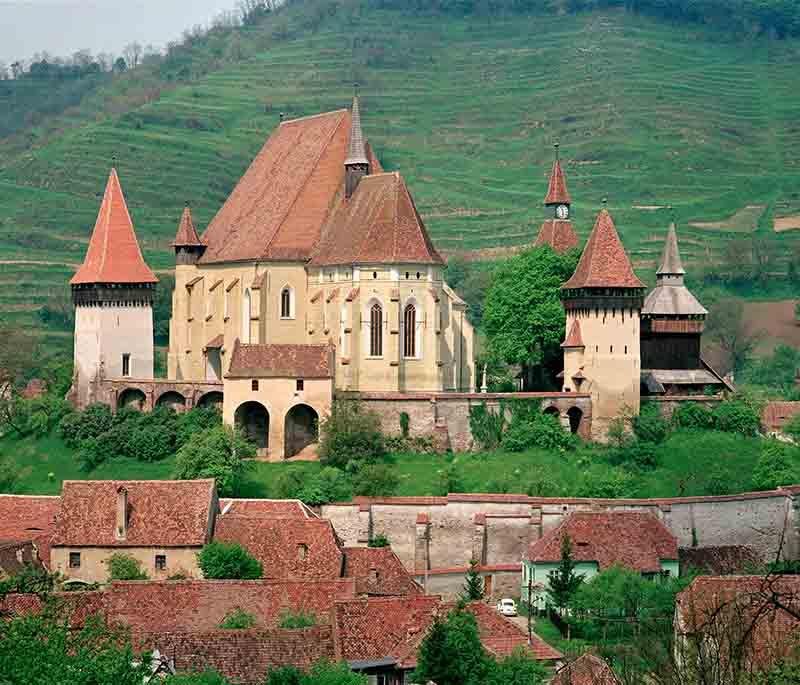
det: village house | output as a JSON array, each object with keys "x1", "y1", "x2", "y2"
[
  {"x1": 0, "y1": 494, "x2": 60, "y2": 576},
  {"x1": 523, "y1": 511, "x2": 679, "y2": 608},
  {"x1": 551, "y1": 653, "x2": 620, "y2": 685}
]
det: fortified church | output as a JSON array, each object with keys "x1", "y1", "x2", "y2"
[{"x1": 67, "y1": 95, "x2": 728, "y2": 450}]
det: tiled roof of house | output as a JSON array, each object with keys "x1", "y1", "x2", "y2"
[
  {"x1": 214, "y1": 516, "x2": 343, "y2": 581},
  {"x1": 562, "y1": 209, "x2": 644, "y2": 290},
  {"x1": 678, "y1": 546, "x2": 763, "y2": 576},
  {"x1": 310, "y1": 172, "x2": 444, "y2": 267},
  {"x1": 52, "y1": 480, "x2": 215, "y2": 547},
  {"x1": 172, "y1": 206, "x2": 204, "y2": 247},
  {"x1": 71, "y1": 169, "x2": 158, "y2": 285},
  {"x1": 761, "y1": 401, "x2": 800, "y2": 432},
  {"x1": 552, "y1": 653, "x2": 619, "y2": 685},
  {"x1": 342, "y1": 547, "x2": 422, "y2": 596},
  {"x1": 218, "y1": 498, "x2": 315, "y2": 518},
  {"x1": 544, "y1": 158, "x2": 571, "y2": 206},
  {"x1": 465, "y1": 602, "x2": 561, "y2": 661},
  {"x1": 561, "y1": 319, "x2": 585, "y2": 348},
  {"x1": 226, "y1": 341, "x2": 333, "y2": 378},
  {"x1": 534, "y1": 219, "x2": 579, "y2": 254},
  {"x1": 527, "y1": 512, "x2": 678, "y2": 572},
  {"x1": 0, "y1": 495, "x2": 60, "y2": 543}
]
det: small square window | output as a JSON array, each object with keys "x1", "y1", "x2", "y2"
[
  {"x1": 252, "y1": 380, "x2": 259, "y2": 391},
  {"x1": 122, "y1": 353, "x2": 131, "y2": 377},
  {"x1": 296, "y1": 379, "x2": 304, "y2": 392},
  {"x1": 155, "y1": 554, "x2": 166, "y2": 570},
  {"x1": 69, "y1": 552, "x2": 81, "y2": 568}
]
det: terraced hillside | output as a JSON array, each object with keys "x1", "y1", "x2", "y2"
[{"x1": 2, "y1": 7, "x2": 800, "y2": 343}]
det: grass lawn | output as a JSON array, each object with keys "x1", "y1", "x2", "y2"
[{"x1": 2, "y1": 428, "x2": 765, "y2": 500}]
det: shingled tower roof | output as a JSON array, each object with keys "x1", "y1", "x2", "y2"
[
  {"x1": 643, "y1": 223, "x2": 706, "y2": 316},
  {"x1": 172, "y1": 205, "x2": 203, "y2": 247},
  {"x1": 71, "y1": 169, "x2": 157, "y2": 285},
  {"x1": 344, "y1": 93, "x2": 369, "y2": 167},
  {"x1": 656, "y1": 222, "x2": 686, "y2": 276},
  {"x1": 562, "y1": 209, "x2": 644, "y2": 290},
  {"x1": 544, "y1": 152, "x2": 571, "y2": 206}
]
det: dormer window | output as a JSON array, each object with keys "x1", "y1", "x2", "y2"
[{"x1": 298, "y1": 544, "x2": 308, "y2": 560}]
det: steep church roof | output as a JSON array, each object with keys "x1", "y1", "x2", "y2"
[
  {"x1": 172, "y1": 206, "x2": 203, "y2": 247},
  {"x1": 310, "y1": 172, "x2": 444, "y2": 267},
  {"x1": 344, "y1": 94, "x2": 368, "y2": 167},
  {"x1": 534, "y1": 219, "x2": 579, "y2": 253},
  {"x1": 657, "y1": 222, "x2": 685, "y2": 276},
  {"x1": 71, "y1": 169, "x2": 157, "y2": 285},
  {"x1": 562, "y1": 209, "x2": 644, "y2": 290},
  {"x1": 544, "y1": 158, "x2": 571, "y2": 206},
  {"x1": 643, "y1": 223, "x2": 706, "y2": 316}
]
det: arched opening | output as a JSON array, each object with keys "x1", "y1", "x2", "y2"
[
  {"x1": 543, "y1": 405, "x2": 560, "y2": 419},
  {"x1": 241, "y1": 289, "x2": 251, "y2": 344},
  {"x1": 197, "y1": 391, "x2": 224, "y2": 411},
  {"x1": 155, "y1": 391, "x2": 186, "y2": 412},
  {"x1": 567, "y1": 406, "x2": 583, "y2": 434},
  {"x1": 235, "y1": 401, "x2": 269, "y2": 452},
  {"x1": 118, "y1": 388, "x2": 146, "y2": 411},
  {"x1": 403, "y1": 303, "x2": 417, "y2": 358},
  {"x1": 369, "y1": 302, "x2": 383, "y2": 357},
  {"x1": 284, "y1": 404, "x2": 319, "y2": 458},
  {"x1": 280, "y1": 286, "x2": 293, "y2": 319}
]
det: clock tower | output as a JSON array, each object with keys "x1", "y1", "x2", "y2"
[{"x1": 533, "y1": 143, "x2": 579, "y2": 253}]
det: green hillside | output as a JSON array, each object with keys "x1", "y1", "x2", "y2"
[{"x1": 3, "y1": 6, "x2": 800, "y2": 343}]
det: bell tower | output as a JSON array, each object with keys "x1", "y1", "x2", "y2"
[
  {"x1": 534, "y1": 144, "x2": 579, "y2": 253},
  {"x1": 344, "y1": 86, "x2": 370, "y2": 199},
  {"x1": 70, "y1": 168, "x2": 157, "y2": 407}
]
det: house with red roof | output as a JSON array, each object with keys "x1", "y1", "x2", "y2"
[
  {"x1": 524, "y1": 511, "x2": 679, "y2": 608},
  {"x1": 0, "y1": 494, "x2": 60, "y2": 573}
]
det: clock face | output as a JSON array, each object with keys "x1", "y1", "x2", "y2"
[{"x1": 555, "y1": 204, "x2": 570, "y2": 220}]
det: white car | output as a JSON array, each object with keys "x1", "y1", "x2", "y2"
[{"x1": 496, "y1": 598, "x2": 518, "y2": 617}]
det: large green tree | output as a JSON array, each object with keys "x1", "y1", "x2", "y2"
[
  {"x1": 546, "y1": 534, "x2": 584, "y2": 610},
  {"x1": 172, "y1": 426, "x2": 254, "y2": 496},
  {"x1": 482, "y1": 246, "x2": 578, "y2": 390}
]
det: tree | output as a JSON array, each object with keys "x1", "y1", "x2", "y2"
[
  {"x1": 546, "y1": 534, "x2": 584, "y2": 610},
  {"x1": 266, "y1": 660, "x2": 366, "y2": 685},
  {"x1": 462, "y1": 558, "x2": 485, "y2": 601},
  {"x1": 122, "y1": 42, "x2": 143, "y2": 69},
  {"x1": 318, "y1": 400, "x2": 386, "y2": 468},
  {"x1": 705, "y1": 297, "x2": 760, "y2": 374},
  {"x1": 172, "y1": 426, "x2": 254, "y2": 496},
  {"x1": 107, "y1": 553, "x2": 148, "y2": 581},
  {"x1": 113, "y1": 57, "x2": 127, "y2": 73},
  {"x1": 751, "y1": 442, "x2": 798, "y2": 490},
  {"x1": 483, "y1": 246, "x2": 578, "y2": 390},
  {"x1": 0, "y1": 320, "x2": 37, "y2": 434},
  {"x1": 197, "y1": 541, "x2": 262, "y2": 579},
  {"x1": 351, "y1": 463, "x2": 399, "y2": 497},
  {"x1": 414, "y1": 609, "x2": 490, "y2": 685}
]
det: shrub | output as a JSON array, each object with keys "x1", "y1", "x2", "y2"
[
  {"x1": 352, "y1": 464, "x2": 399, "y2": 497},
  {"x1": 278, "y1": 609, "x2": 316, "y2": 629},
  {"x1": 524, "y1": 474, "x2": 562, "y2": 497},
  {"x1": 0, "y1": 457, "x2": 19, "y2": 493},
  {"x1": 219, "y1": 608, "x2": 256, "y2": 630},
  {"x1": 274, "y1": 468, "x2": 306, "y2": 499},
  {"x1": 575, "y1": 466, "x2": 636, "y2": 499},
  {"x1": 59, "y1": 403, "x2": 114, "y2": 447},
  {"x1": 107, "y1": 553, "x2": 148, "y2": 581},
  {"x1": 608, "y1": 441, "x2": 660, "y2": 470},
  {"x1": 197, "y1": 541, "x2": 262, "y2": 580},
  {"x1": 702, "y1": 466, "x2": 734, "y2": 496},
  {"x1": 319, "y1": 401, "x2": 386, "y2": 468},
  {"x1": 713, "y1": 398, "x2": 761, "y2": 436},
  {"x1": 501, "y1": 410, "x2": 573, "y2": 452},
  {"x1": 632, "y1": 403, "x2": 669, "y2": 444},
  {"x1": 173, "y1": 426, "x2": 255, "y2": 496},
  {"x1": 175, "y1": 406, "x2": 222, "y2": 448},
  {"x1": 436, "y1": 463, "x2": 464, "y2": 496},
  {"x1": 298, "y1": 466, "x2": 353, "y2": 505},
  {"x1": 399, "y1": 412, "x2": 410, "y2": 438},
  {"x1": 164, "y1": 670, "x2": 231, "y2": 685},
  {"x1": 751, "y1": 442, "x2": 798, "y2": 490},
  {"x1": 672, "y1": 402, "x2": 715, "y2": 430},
  {"x1": 126, "y1": 424, "x2": 173, "y2": 462},
  {"x1": 368, "y1": 533, "x2": 390, "y2": 548},
  {"x1": 469, "y1": 402, "x2": 505, "y2": 450},
  {"x1": 0, "y1": 564, "x2": 58, "y2": 595}
]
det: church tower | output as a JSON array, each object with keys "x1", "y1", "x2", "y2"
[
  {"x1": 344, "y1": 91, "x2": 370, "y2": 198},
  {"x1": 534, "y1": 144, "x2": 579, "y2": 253},
  {"x1": 560, "y1": 206, "x2": 645, "y2": 439},
  {"x1": 70, "y1": 169, "x2": 158, "y2": 407}
]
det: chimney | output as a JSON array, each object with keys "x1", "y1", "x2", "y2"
[{"x1": 116, "y1": 486, "x2": 128, "y2": 540}]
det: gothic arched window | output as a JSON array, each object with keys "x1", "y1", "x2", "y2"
[
  {"x1": 370, "y1": 303, "x2": 382, "y2": 357},
  {"x1": 403, "y1": 303, "x2": 416, "y2": 358},
  {"x1": 280, "y1": 287, "x2": 292, "y2": 319}
]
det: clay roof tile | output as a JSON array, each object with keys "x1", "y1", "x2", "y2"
[
  {"x1": 227, "y1": 341, "x2": 333, "y2": 378},
  {"x1": 544, "y1": 158, "x2": 571, "y2": 206},
  {"x1": 534, "y1": 219, "x2": 579, "y2": 254},
  {"x1": 172, "y1": 206, "x2": 203, "y2": 247},
  {"x1": 561, "y1": 319, "x2": 585, "y2": 348},
  {"x1": 344, "y1": 95, "x2": 369, "y2": 167}
]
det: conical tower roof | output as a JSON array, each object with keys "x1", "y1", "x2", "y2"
[
  {"x1": 562, "y1": 209, "x2": 644, "y2": 289},
  {"x1": 561, "y1": 319, "x2": 585, "y2": 348},
  {"x1": 643, "y1": 223, "x2": 706, "y2": 316},
  {"x1": 656, "y1": 222, "x2": 685, "y2": 276},
  {"x1": 172, "y1": 205, "x2": 203, "y2": 247},
  {"x1": 544, "y1": 157, "x2": 571, "y2": 206},
  {"x1": 534, "y1": 219, "x2": 579, "y2": 254},
  {"x1": 344, "y1": 94, "x2": 369, "y2": 167},
  {"x1": 71, "y1": 169, "x2": 157, "y2": 285}
]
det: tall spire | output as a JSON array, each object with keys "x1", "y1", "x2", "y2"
[
  {"x1": 173, "y1": 205, "x2": 203, "y2": 248},
  {"x1": 544, "y1": 144, "x2": 571, "y2": 206},
  {"x1": 344, "y1": 86, "x2": 368, "y2": 167},
  {"x1": 656, "y1": 222, "x2": 686, "y2": 278},
  {"x1": 71, "y1": 168, "x2": 157, "y2": 285}
]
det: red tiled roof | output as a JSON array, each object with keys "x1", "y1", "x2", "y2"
[
  {"x1": 218, "y1": 499, "x2": 314, "y2": 518},
  {"x1": 562, "y1": 209, "x2": 644, "y2": 290},
  {"x1": 0, "y1": 495, "x2": 60, "y2": 543},
  {"x1": 310, "y1": 172, "x2": 444, "y2": 267},
  {"x1": 544, "y1": 159, "x2": 571, "y2": 205},
  {"x1": 226, "y1": 341, "x2": 333, "y2": 378},
  {"x1": 52, "y1": 480, "x2": 215, "y2": 547},
  {"x1": 214, "y1": 516, "x2": 343, "y2": 581},
  {"x1": 552, "y1": 654, "x2": 619, "y2": 685},
  {"x1": 534, "y1": 219, "x2": 579, "y2": 254},
  {"x1": 761, "y1": 401, "x2": 800, "y2": 432},
  {"x1": 527, "y1": 512, "x2": 678, "y2": 572},
  {"x1": 561, "y1": 319, "x2": 585, "y2": 348},
  {"x1": 71, "y1": 169, "x2": 158, "y2": 285},
  {"x1": 465, "y1": 603, "x2": 561, "y2": 661},
  {"x1": 342, "y1": 547, "x2": 422, "y2": 596},
  {"x1": 172, "y1": 206, "x2": 204, "y2": 247}
]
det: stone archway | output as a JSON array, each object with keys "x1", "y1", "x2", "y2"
[
  {"x1": 543, "y1": 405, "x2": 560, "y2": 419},
  {"x1": 235, "y1": 401, "x2": 269, "y2": 452},
  {"x1": 197, "y1": 391, "x2": 224, "y2": 411},
  {"x1": 284, "y1": 404, "x2": 319, "y2": 458},
  {"x1": 567, "y1": 406, "x2": 583, "y2": 434},
  {"x1": 155, "y1": 391, "x2": 186, "y2": 412},
  {"x1": 118, "y1": 388, "x2": 147, "y2": 411}
]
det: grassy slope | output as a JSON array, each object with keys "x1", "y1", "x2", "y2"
[
  {"x1": 6, "y1": 428, "x2": 762, "y2": 498},
  {"x1": 2, "y1": 8, "x2": 800, "y2": 343}
]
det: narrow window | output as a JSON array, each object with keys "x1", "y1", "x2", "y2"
[
  {"x1": 405, "y1": 272, "x2": 410, "y2": 279},
  {"x1": 296, "y1": 379, "x2": 304, "y2": 392},
  {"x1": 370, "y1": 303, "x2": 383, "y2": 356},
  {"x1": 625, "y1": 345, "x2": 628, "y2": 354},
  {"x1": 298, "y1": 543, "x2": 308, "y2": 560},
  {"x1": 610, "y1": 345, "x2": 613, "y2": 353},
  {"x1": 69, "y1": 552, "x2": 81, "y2": 568},
  {"x1": 122, "y1": 353, "x2": 131, "y2": 377},
  {"x1": 416, "y1": 272, "x2": 421, "y2": 279},
  {"x1": 242, "y1": 289, "x2": 251, "y2": 343},
  {"x1": 281, "y1": 287, "x2": 291, "y2": 318},
  {"x1": 404, "y1": 304, "x2": 418, "y2": 358},
  {"x1": 372, "y1": 271, "x2": 377, "y2": 280},
  {"x1": 252, "y1": 380, "x2": 259, "y2": 391},
  {"x1": 155, "y1": 554, "x2": 166, "y2": 570}
]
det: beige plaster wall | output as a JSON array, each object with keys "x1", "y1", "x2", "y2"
[{"x1": 51, "y1": 546, "x2": 202, "y2": 584}]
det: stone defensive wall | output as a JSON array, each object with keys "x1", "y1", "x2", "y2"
[
  {"x1": 322, "y1": 485, "x2": 800, "y2": 596},
  {"x1": 93, "y1": 378, "x2": 224, "y2": 413}
]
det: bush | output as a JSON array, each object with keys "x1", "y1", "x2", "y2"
[
  {"x1": 713, "y1": 398, "x2": 761, "y2": 436},
  {"x1": 319, "y1": 401, "x2": 386, "y2": 468},
  {"x1": 469, "y1": 403, "x2": 505, "y2": 450},
  {"x1": 352, "y1": 464, "x2": 399, "y2": 497},
  {"x1": 0, "y1": 456, "x2": 19, "y2": 493},
  {"x1": 501, "y1": 411, "x2": 573, "y2": 452},
  {"x1": 126, "y1": 424, "x2": 173, "y2": 462},
  {"x1": 107, "y1": 553, "x2": 148, "y2": 581},
  {"x1": 575, "y1": 466, "x2": 636, "y2": 499},
  {"x1": 298, "y1": 466, "x2": 353, "y2": 506},
  {"x1": 175, "y1": 406, "x2": 222, "y2": 448},
  {"x1": 173, "y1": 426, "x2": 255, "y2": 496},
  {"x1": 164, "y1": 670, "x2": 231, "y2": 685},
  {"x1": 219, "y1": 608, "x2": 256, "y2": 629},
  {"x1": 59, "y1": 403, "x2": 113, "y2": 447},
  {"x1": 702, "y1": 466, "x2": 735, "y2": 496},
  {"x1": 632, "y1": 403, "x2": 669, "y2": 444},
  {"x1": 672, "y1": 401, "x2": 715, "y2": 430},
  {"x1": 197, "y1": 541, "x2": 262, "y2": 580},
  {"x1": 266, "y1": 661, "x2": 367, "y2": 685},
  {"x1": 751, "y1": 442, "x2": 798, "y2": 490},
  {"x1": 436, "y1": 463, "x2": 464, "y2": 496},
  {"x1": 0, "y1": 564, "x2": 58, "y2": 595},
  {"x1": 369, "y1": 533, "x2": 390, "y2": 548},
  {"x1": 274, "y1": 468, "x2": 306, "y2": 499},
  {"x1": 278, "y1": 609, "x2": 316, "y2": 629},
  {"x1": 608, "y1": 441, "x2": 660, "y2": 470}
]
